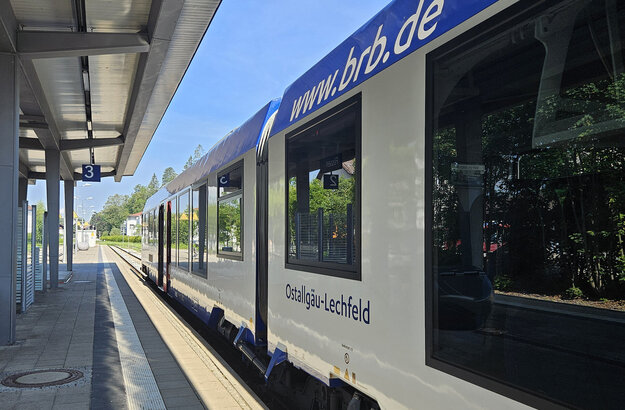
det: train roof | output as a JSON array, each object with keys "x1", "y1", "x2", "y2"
[
  {"x1": 270, "y1": 0, "x2": 497, "y2": 136},
  {"x1": 143, "y1": 99, "x2": 280, "y2": 212}
]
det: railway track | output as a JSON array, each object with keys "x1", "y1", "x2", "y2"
[{"x1": 105, "y1": 245, "x2": 291, "y2": 410}]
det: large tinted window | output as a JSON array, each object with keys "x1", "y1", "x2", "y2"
[
  {"x1": 286, "y1": 96, "x2": 360, "y2": 278},
  {"x1": 429, "y1": 1, "x2": 625, "y2": 408},
  {"x1": 178, "y1": 191, "x2": 190, "y2": 270},
  {"x1": 217, "y1": 165, "x2": 243, "y2": 258},
  {"x1": 192, "y1": 184, "x2": 207, "y2": 276}
]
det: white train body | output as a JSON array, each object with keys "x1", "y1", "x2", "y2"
[{"x1": 143, "y1": 0, "x2": 625, "y2": 408}]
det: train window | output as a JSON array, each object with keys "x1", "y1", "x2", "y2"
[
  {"x1": 428, "y1": 0, "x2": 625, "y2": 408},
  {"x1": 217, "y1": 164, "x2": 243, "y2": 259},
  {"x1": 152, "y1": 209, "x2": 157, "y2": 246},
  {"x1": 285, "y1": 95, "x2": 360, "y2": 278},
  {"x1": 171, "y1": 199, "x2": 177, "y2": 266},
  {"x1": 192, "y1": 184, "x2": 207, "y2": 276},
  {"x1": 142, "y1": 213, "x2": 147, "y2": 245},
  {"x1": 178, "y1": 191, "x2": 190, "y2": 270}
]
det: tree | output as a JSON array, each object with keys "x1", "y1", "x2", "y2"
[
  {"x1": 161, "y1": 167, "x2": 178, "y2": 187},
  {"x1": 94, "y1": 194, "x2": 129, "y2": 235},
  {"x1": 147, "y1": 173, "x2": 159, "y2": 196},
  {"x1": 193, "y1": 144, "x2": 205, "y2": 162},
  {"x1": 126, "y1": 184, "x2": 150, "y2": 214},
  {"x1": 183, "y1": 156, "x2": 194, "y2": 171}
]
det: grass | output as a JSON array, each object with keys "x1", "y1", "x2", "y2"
[{"x1": 99, "y1": 240, "x2": 142, "y2": 252}]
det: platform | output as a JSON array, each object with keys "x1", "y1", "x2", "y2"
[{"x1": 0, "y1": 245, "x2": 266, "y2": 410}]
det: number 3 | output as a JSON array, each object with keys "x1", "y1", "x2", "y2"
[{"x1": 84, "y1": 165, "x2": 94, "y2": 179}]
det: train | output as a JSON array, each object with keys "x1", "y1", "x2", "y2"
[{"x1": 142, "y1": 0, "x2": 625, "y2": 408}]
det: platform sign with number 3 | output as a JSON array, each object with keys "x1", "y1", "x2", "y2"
[{"x1": 82, "y1": 164, "x2": 101, "y2": 182}]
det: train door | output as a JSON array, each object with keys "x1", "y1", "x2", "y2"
[
  {"x1": 165, "y1": 201, "x2": 171, "y2": 292},
  {"x1": 158, "y1": 204, "x2": 164, "y2": 288}
]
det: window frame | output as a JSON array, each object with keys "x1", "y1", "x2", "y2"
[
  {"x1": 216, "y1": 161, "x2": 244, "y2": 260},
  {"x1": 191, "y1": 182, "x2": 208, "y2": 277},
  {"x1": 424, "y1": 1, "x2": 588, "y2": 409},
  {"x1": 284, "y1": 94, "x2": 362, "y2": 280},
  {"x1": 177, "y1": 189, "x2": 191, "y2": 271}
]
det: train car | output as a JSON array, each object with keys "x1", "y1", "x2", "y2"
[
  {"x1": 264, "y1": 0, "x2": 625, "y2": 409},
  {"x1": 144, "y1": 0, "x2": 625, "y2": 408},
  {"x1": 142, "y1": 99, "x2": 280, "y2": 333}
]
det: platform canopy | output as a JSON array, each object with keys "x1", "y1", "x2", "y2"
[{"x1": 0, "y1": 0, "x2": 221, "y2": 182}]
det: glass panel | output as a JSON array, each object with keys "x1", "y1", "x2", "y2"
[
  {"x1": 287, "y1": 106, "x2": 357, "y2": 268},
  {"x1": 171, "y1": 200, "x2": 177, "y2": 265},
  {"x1": 178, "y1": 192, "x2": 190, "y2": 270},
  {"x1": 218, "y1": 166, "x2": 242, "y2": 197},
  {"x1": 218, "y1": 196, "x2": 242, "y2": 255},
  {"x1": 192, "y1": 185, "x2": 207, "y2": 275},
  {"x1": 430, "y1": 1, "x2": 625, "y2": 408}
]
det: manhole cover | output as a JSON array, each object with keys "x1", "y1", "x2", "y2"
[{"x1": 2, "y1": 369, "x2": 83, "y2": 388}]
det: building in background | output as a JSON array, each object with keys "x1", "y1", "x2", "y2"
[{"x1": 123, "y1": 213, "x2": 142, "y2": 236}]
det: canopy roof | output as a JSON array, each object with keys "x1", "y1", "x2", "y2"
[{"x1": 1, "y1": 0, "x2": 221, "y2": 182}]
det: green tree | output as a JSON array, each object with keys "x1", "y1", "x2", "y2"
[
  {"x1": 161, "y1": 167, "x2": 178, "y2": 187},
  {"x1": 193, "y1": 144, "x2": 206, "y2": 162},
  {"x1": 183, "y1": 156, "x2": 193, "y2": 171},
  {"x1": 147, "y1": 174, "x2": 159, "y2": 196},
  {"x1": 126, "y1": 184, "x2": 150, "y2": 214},
  {"x1": 94, "y1": 194, "x2": 129, "y2": 235}
]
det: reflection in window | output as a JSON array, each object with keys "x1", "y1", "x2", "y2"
[
  {"x1": 178, "y1": 191, "x2": 190, "y2": 270},
  {"x1": 218, "y1": 196, "x2": 242, "y2": 255},
  {"x1": 192, "y1": 185, "x2": 207, "y2": 276},
  {"x1": 217, "y1": 165, "x2": 242, "y2": 258},
  {"x1": 171, "y1": 200, "x2": 177, "y2": 266},
  {"x1": 430, "y1": 1, "x2": 625, "y2": 408},
  {"x1": 286, "y1": 98, "x2": 359, "y2": 275}
]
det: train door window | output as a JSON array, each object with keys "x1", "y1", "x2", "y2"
[
  {"x1": 428, "y1": 1, "x2": 625, "y2": 408},
  {"x1": 171, "y1": 198, "x2": 177, "y2": 266},
  {"x1": 152, "y1": 210, "x2": 157, "y2": 246},
  {"x1": 149, "y1": 210, "x2": 154, "y2": 246},
  {"x1": 178, "y1": 191, "x2": 190, "y2": 270},
  {"x1": 142, "y1": 213, "x2": 147, "y2": 245},
  {"x1": 192, "y1": 184, "x2": 207, "y2": 276},
  {"x1": 285, "y1": 95, "x2": 360, "y2": 278},
  {"x1": 217, "y1": 164, "x2": 243, "y2": 259}
]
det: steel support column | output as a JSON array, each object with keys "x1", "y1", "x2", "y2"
[
  {"x1": 45, "y1": 149, "x2": 60, "y2": 289},
  {"x1": 64, "y1": 180, "x2": 74, "y2": 272},
  {"x1": 0, "y1": 53, "x2": 19, "y2": 345},
  {"x1": 18, "y1": 177, "x2": 27, "y2": 204}
]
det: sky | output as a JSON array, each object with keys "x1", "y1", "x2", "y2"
[{"x1": 28, "y1": 0, "x2": 390, "y2": 220}]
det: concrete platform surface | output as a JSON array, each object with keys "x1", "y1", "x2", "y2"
[{"x1": 0, "y1": 245, "x2": 267, "y2": 410}]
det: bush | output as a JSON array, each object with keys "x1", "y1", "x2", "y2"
[
  {"x1": 494, "y1": 274, "x2": 513, "y2": 291},
  {"x1": 100, "y1": 235, "x2": 141, "y2": 243},
  {"x1": 562, "y1": 286, "x2": 584, "y2": 300}
]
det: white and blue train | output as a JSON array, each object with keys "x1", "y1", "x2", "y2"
[{"x1": 142, "y1": 0, "x2": 625, "y2": 408}]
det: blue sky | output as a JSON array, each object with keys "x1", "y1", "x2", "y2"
[{"x1": 28, "y1": 0, "x2": 389, "y2": 219}]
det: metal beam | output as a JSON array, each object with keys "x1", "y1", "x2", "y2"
[
  {"x1": 0, "y1": 0, "x2": 17, "y2": 53},
  {"x1": 20, "y1": 114, "x2": 45, "y2": 123},
  {"x1": 19, "y1": 122, "x2": 48, "y2": 130},
  {"x1": 19, "y1": 137, "x2": 44, "y2": 150},
  {"x1": 23, "y1": 137, "x2": 124, "y2": 151},
  {"x1": 60, "y1": 136, "x2": 124, "y2": 151},
  {"x1": 27, "y1": 169, "x2": 117, "y2": 181},
  {"x1": 73, "y1": 170, "x2": 116, "y2": 181},
  {"x1": 18, "y1": 32, "x2": 150, "y2": 59},
  {"x1": 115, "y1": 0, "x2": 185, "y2": 181},
  {"x1": 19, "y1": 58, "x2": 74, "y2": 181},
  {"x1": 19, "y1": 161, "x2": 30, "y2": 179}
]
